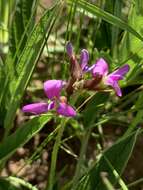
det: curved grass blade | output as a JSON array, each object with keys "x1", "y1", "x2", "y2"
[
  {"x1": 0, "y1": 176, "x2": 38, "y2": 190},
  {"x1": 0, "y1": 114, "x2": 52, "y2": 163},
  {"x1": 74, "y1": 130, "x2": 139, "y2": 190},
  {"x1": 119, "y1": 0, "x2": 143, "y2": 79},
  {"x1": 67, "y1": 0, "x2": 143, "y2": 42},
  {"x1": 9, "y1": 0, "x2": 38, "y2": 57},
  {"x1": 3, "y1": 1, "x2": 62, "y2": 133}
]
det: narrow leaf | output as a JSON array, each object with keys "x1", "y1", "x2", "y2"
[
  {"x1": 83, "y1": 92, "x2": 109, "y2": 127},
  {"x1": 75, "y1": 130, "x2": 139, "y2": 190},
  {"x1": 0, "y1": 176, "x2": 38, "y2": 190},
  {"x1": 4, "y1": 2, "x2": 61, "y2": 131},
  {"x1": 10, "y1": 0, "x2": 37, "y2": 57},
  {"x1": 68, "y1": 0, "x2": 143, "y2": 42},
  {"x1": 0, "y1": 114, "x2": 52, "y2": 162},
  {"x1": 119, "y1": 0, "x2": 143, "y2": 79}
]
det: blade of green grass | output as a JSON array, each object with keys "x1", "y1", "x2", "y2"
[
  {"x1": 3, "y1": 1, "x2": 62, "y2": 134},
  {"x1": 74, "y1": 130, "x2": 139, "y2": 190},
  {"x1": 119, "y1": 0, "x2": 143, "y2": 78},
  {"x1": 9, "y1": 0, "x2": 38, "y2": 57},
  {"x1": 111, "y1": 0, "x2": 122, "y2": 59},
  {"x1": 67, "y1": 0, "x2": 143, "y2": 42},
  {"x1": 0, "y1": 176, "x2": 38, "y2": 190},
  {"x1": 0, "y1": 114, "x2": 52, "y2": 164}
]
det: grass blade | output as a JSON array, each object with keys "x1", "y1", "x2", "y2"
[
  {"x1": 0, "y1": 114, "x2": 52, "y2": 163},
  {"x1": 3, "y1": 1, "x2": 62, "y2": 133},
  {"x1": 74, "y1": 130, "x2": 139, "y2": 190},
  {"x1": 68, "y1": 0, "x2": 143, "y2": 42}
]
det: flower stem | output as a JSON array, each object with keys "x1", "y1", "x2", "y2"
[
  {"x1": 71, "y1": 128, "x2": 92, "y2": 190},
  {"x1": 45, "y1": 118, "x2": 68, "y2": 190}
]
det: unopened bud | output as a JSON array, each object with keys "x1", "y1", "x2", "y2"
[
  {"x1": 80, "y1": 49, "x2": 89, "y2": 71},
  {"x1": 66, "y1": 42, "x2": 73, "y2": 57},
  {"x1": 70, "y1": 57, "x2": 83, "y2": 80}
]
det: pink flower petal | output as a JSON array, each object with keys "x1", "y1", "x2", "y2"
[
  {"x1": 107, "y1": 74, "x2": 123, "y2": 81},
  {"x1": 57, "y1": 103, "x2": 76, "y2": 117},
  {"x1": 110, "y1": 64, "x2": 130, "y2": 77},
  {"x1": 22, "y1": 102, "x2": 49, "y2": 114},
  {"x1": 112, "y1": 82, "x2": 122, "y2": 97},
  {"x1": 44, "y1": 80, "x2": 66, "y2": 100},
  {"x1": 80, "y1": 49, "x2": 89, "y2": 71},
  {"x1": 105, "y1": 77, "x2": 122, "y2": 97},
  {"x1": 105, "y1": 64, "x2": 130, "y2": 96},
  {"x1": 92, "y1": 58, "x2": 109, "y2": 77}
]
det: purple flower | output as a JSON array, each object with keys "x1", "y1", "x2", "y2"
[
  {"x1": 44, "y1": 80, "x2": 66, "y2": 100},
  {"x1": 66, "y1": 42, "x2": 90, "y2": 73},
  {"x1": 22, "y1": 80, "x2": 76, "y2": 117},
  {"x1": 22, "y1": 102, "x2": 50, "y2": 115},
  {"x1": 57, "y1": 102, "x2": 76, "y2": 117},
  {"x1": 80, "y1": 49, "x2": 89, "y2": 72},
  {"x1": 92, "y1": 58, "x2": 108, "y2": 76},
  {"x1": 66, "y1": 42, "x2": 130, "y2": 97},
  {"x1": 91, "y1": 58, "x2": 130, "y2": 96}
]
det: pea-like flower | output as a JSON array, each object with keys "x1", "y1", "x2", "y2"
[
  {"x1": 22, "y1": 80, "x2": 76, "y2": 117},
  {"x1": 66, "y1": 42, "x2": 130, "y2": 97},
  {"x1": 90, "y1": 58, "x2": 130, "y2": 96}
]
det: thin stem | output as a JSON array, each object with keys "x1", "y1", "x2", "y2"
[
  {"x1": 124, "y1": 110, "x2": 143, "y2": 137},
  {"x1": 62, "y1": 0, "x2": 74, "y2": 79},
  {"x1": 117, "y1": 178, "x2": 143, "y2": 190},
  {"x1": 45, "y1": 118, "x2": 68, "y2": 190},
  {"x1": 71, "y1": 128, "x2": 92, "y2": 190},
  {"x1": 14, "y1": 124, "x2": 60, "y2": 176},
  {"x1": 127, "y1": 178, "x2": 143, "y2": 188},
  {"x1": 76, "y1": 92, "x2": 96, "y2": 112}
]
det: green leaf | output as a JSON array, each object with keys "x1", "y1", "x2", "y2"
[
  {"x1": 0, "y1": 114, "x2": 52, "y2": 162},
  {"x1": 0, "y1": 59, "x2": 8, "y2": 127},
  {"x1": 3, "y1": 1, "x2": 62, "y2": 131},
  {"x1": 124, "y1": 95, "x2": 143, "y2": 135},
  {"x1": 119, "y1": 0, "x2": 143, "y2": 81},
  {"x1": 0, "y1": 176, "x2": 38, "y2": 190},
  {"x1": 0, "y1": 69, "x2": 4, "y2": 95},
  {"x1": 10, "y1": 0, "x2": 37, "y2": 57},
  {"x1": 110, "y1": 0, "x2": 123, "y2": 58},
  {"x1": 75, "y1": 130, "x2": 139, "y2": 190},
  {"x1": 83, "y1": 92, "x2": 109, "y2": 127},
  {"x1": 68, "y1": 0, "x2": 143, "y2": 42}
]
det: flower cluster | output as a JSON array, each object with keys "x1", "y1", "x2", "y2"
[
  {"x1": 22, "y1": 80, "x2": 76, "y2": 117},
  {"x1": 22, "y1": 42, "x2": 130, "y2": 117},
  {"x1": 66, "y1": 42, "x2": 130, "y2": 97}
]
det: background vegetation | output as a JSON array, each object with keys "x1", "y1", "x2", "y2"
[{"x1": 0, "y1": 0, "x2": 143, "y2": 189}]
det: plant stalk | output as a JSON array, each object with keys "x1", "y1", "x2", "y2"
[{"x1": 46, "y1": 118, "x2": 68, "y2": 190}]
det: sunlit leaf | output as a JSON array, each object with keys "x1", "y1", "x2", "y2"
[
  {"x1": 0, "y1": 114, "x2": 52, "y2": 162},
  {"x1": 75, "y1": 130, "x2": 139, "y2": 190}
]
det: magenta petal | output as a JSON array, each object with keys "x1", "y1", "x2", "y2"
[
  {"x1": 106, "y1": 77, "x2": 122, "y2": 97},
  {"x1": 107, "y1": 74, "x2": 123, "y2": 81},
  {"x1": 57, "y1": 103, "x2": 76, "y2": 117},
  {"x1": 48, "y1": 101, "x2": 55, "y2": 110},
  {"x1": 44, "y1": 80, "x2": 66, "y2": 100},
  {"x1": 66, "y1": 42, "x2": 73, "y2": 57},
  {"x1": 22, "y1": 102, "x2": 49, "y2": 114},
  {"x1": 112, "y1": 82, "x2": 122, "y2": 97},
  {"x1": 80, "y1": 49, "x2": 89, "y2": 71},
  {"x1": 110, "y1": 64, "x2": 130, "y2": 77},
  {"x1": 92, "y1": 58, "x2": 109, "y2": 77}
]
